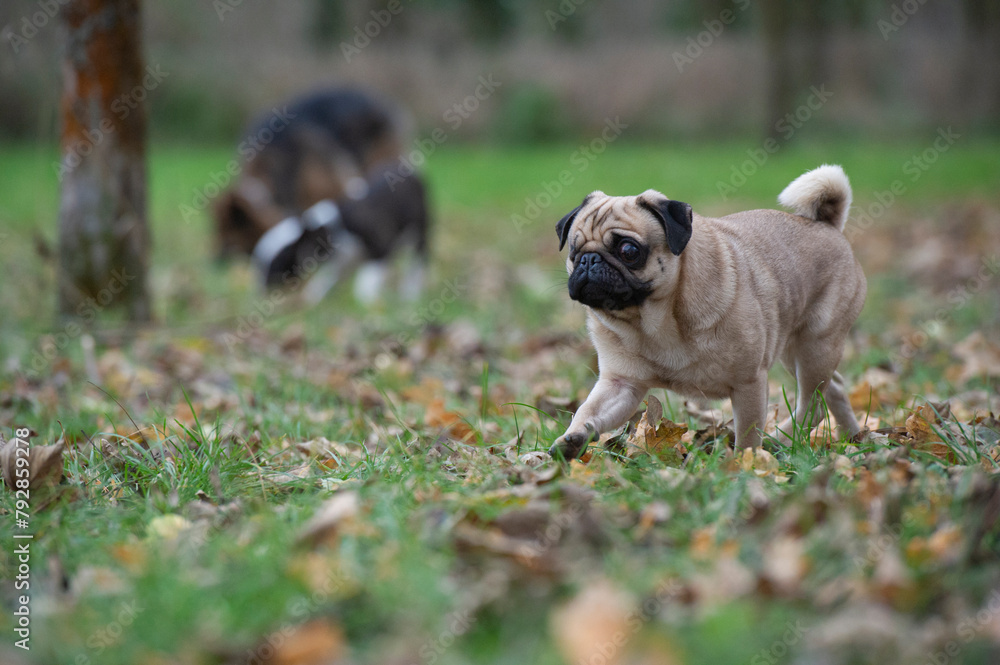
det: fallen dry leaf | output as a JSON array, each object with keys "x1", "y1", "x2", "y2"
[
  {"x1": 798, "y1": 602, "x2": 923, "y2": 662},
  {"x1": 809, "y1": 420, "x2": 836, "y2": 448},
  {"x1": 690, "y1": 554, "x2": 756, "y2": 607},
  {"x1": 109, "y1": 542, "x2": 148, "y2": 573},
  {"x1": 288, "y1": 552, "x2": 356, "y2": 599},
  {"x1": 298, "y1": 491, "x2": 362, "y2": 547},
  {"x1": 0, "y1": 433, "x2": 64, "y2": 492},
  {"x1": 399, "y1": 376, "x2": 445, "y2": 406},
  {"x1": 112, "y1": 422, "x2": 168, "y2": 446},
  {"x1": 761, "y1": 535, "x2": 808, "y2": 596},
  {"x1": 849, "y1": 367, "x2": 902, "y2": 412},
  {"x1": 550, "y1": 579, "x2": 635, "y2": 665},
  {"x1": 146, "y1": 514, "x2": 195, "y2": 541},
  {"x1": 689, "y1": 526, "x2": 717, "y2": 560},
  {"x1": 872, "y1": 547, "x2": 915, "y2": 607},
  {"x1": 262, "y1": 462, "x2": 316, "y2": 490},
  {"x1": 293, "y1": 437, "x2": 363, "y2": 470},
  {"x1": 452, "y1": 521, "x2": 563, "y2": 575},
  {"x1": 926, "y1": 524, "x2": 964, "y2": 564},
  {"x1": 905, "y1": 404, "x2": 941, "y2": 444},
  {"x1": 626, "y1": 399, "x2": 687, "y2": 462},
  {"x1": 657, "y1": 467, "x2": 694, "y2": 491},
  {"x1": 265, "y1": 619, "x2": 346, "y2": 665},
  {"x1": 69, "y1": 565, "x2": 130, "y2": 597},
  {"x1": 904, "y1": 404, "x2": 961, "y2": 461},
  {"x1": 425, "y1": 398, "x2": 476, "y2": 442},
  {"x1": 644, "y1": 395, "x2": 664, "y2": 428},
  {"x1": 568, "y1": 458, "x2": 603, "y2": 485},
  {"x1": 737, "y1": 447, "x2": 786, "y2": 481},
  {"x1": 947, "y1": 331, "x2": 1000, "y2": 386},
  {"x1": 636, "y1": 500, "x2": 672, "y2": 537}
]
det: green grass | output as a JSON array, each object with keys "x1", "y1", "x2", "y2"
[{"x1": 1, "y1": 138, "x2": 999, "y2": 664}]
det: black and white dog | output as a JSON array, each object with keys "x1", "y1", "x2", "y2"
[{"x1": 214, "y1": 87, "x2": 430, "y2": 303}]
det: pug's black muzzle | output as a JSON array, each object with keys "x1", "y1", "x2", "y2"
[{"x1": 567, "y1": 252, "x2": 650, "y2": 311}]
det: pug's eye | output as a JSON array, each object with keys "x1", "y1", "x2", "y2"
[{"x1": 617, "y1": 240, "x2": 641, "y2": 265}]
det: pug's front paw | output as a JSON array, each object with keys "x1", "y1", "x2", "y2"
[{"x1": 548, "y1": 427, "x2": 596, "y2": 461}]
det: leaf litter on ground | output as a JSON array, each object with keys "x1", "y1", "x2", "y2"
[{"x1": 3, "y1": 201, "x2": 1000, "y2": 663}]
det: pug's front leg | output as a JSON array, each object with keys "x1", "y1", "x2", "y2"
[{"x1": 549, "y1": 377, "x2": 649, "y2": 460}]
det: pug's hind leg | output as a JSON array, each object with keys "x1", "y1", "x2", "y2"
[
  {"x1": 550, "y1": 377, "x2": 648, "y2": 460},
  {"x1": 777, "y1": 341, "x2": 845, "y2": 445},
  {"x1": 731, "y1": 375, "x2": 768, "y2": 449},
  {"x1": 825, "y1": 371, "x2": 862, "y2": 439}
]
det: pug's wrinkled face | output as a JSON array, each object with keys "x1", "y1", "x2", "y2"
[{"x1": 556, "y1": 190, "x2": 694, "y2": 311}]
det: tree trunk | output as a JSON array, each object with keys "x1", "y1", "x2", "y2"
[
  {"x1": 57, "y1": 0, "x2": 150, "y2": 323},
  {"x1": 962, "y1": 0, "x2": 1000, "y2": 126}
]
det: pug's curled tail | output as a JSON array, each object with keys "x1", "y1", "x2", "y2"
[{"x1": 778, "y1": 164, "x2": 852, "y2": 232}]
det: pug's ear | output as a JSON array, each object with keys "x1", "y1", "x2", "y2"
[
  {"x1": 638, "y1": 190, "x2": 693, "y2": 256},
  {"x1": 556, "y1": 192, "x2": 601, "y2": 251}
]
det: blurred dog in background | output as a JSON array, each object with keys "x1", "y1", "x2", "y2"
[{"x1": 213, "y1": 87, "x2": 430, "y2": 304}]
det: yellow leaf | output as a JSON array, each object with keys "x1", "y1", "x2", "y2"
[{"x1": 146, "y1": 514, "x2": 194, "y2": 541}]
